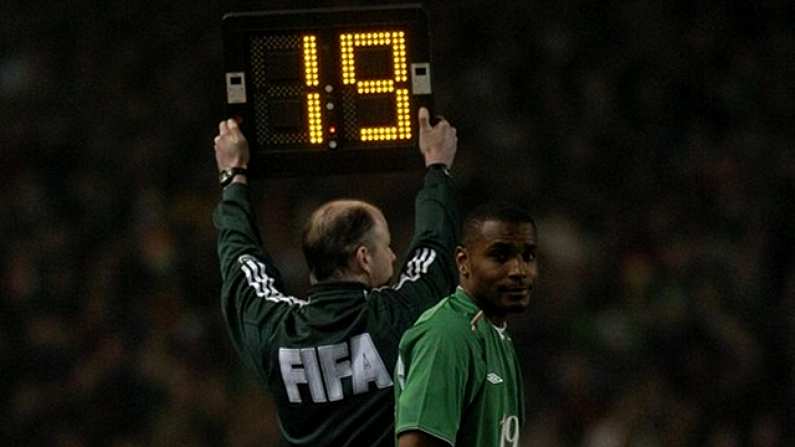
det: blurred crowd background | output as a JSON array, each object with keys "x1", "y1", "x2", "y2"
[{"x1": 2, "y1": 0, "x2": 793, "y2": 445}]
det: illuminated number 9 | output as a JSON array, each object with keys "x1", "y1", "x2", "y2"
[{"x1": 339, "y1": 31, "x2": 412, "y2": 142}]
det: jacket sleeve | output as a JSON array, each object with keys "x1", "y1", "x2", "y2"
[
  {"x1": 369, "y1": 165, "x2": 461, "y2": 333},
  {"x1": 213, "y1": 184, "x2": 304, "y2": 376}
]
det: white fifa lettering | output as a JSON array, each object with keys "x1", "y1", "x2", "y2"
[
  {"x1": 278, "y1": 333, "x2": 393, "y2": 404},
  {"x1": 350, "y1": 333, "x2": 393, "y2": 394},
  {"x1": 300, "y1": 348, "x2": 327, "y2": 403},
  {"x1": 279, "y1": 348, "x2": 327, "y2": 403},
  {"x1": 318, "y1": 342, "x2": 353, "y2": 402}
]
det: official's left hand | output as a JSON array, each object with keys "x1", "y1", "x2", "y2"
[{"x1": 214, "y1": 118, "x2": 250, "y2": 171}]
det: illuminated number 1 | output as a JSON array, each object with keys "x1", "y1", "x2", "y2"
[
  {"x1": 339, "y1": 31, "x2": 412, "y2": 142},
  {"x1": 302, "y1": 35, "x2": 323, "y2": 144}
]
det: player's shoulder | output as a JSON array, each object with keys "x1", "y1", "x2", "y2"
[
  {"x1": 406, "y1": 296, "x2": 476, "y2": 339},
  {"x1": 398, "y1": 297, "x2": 483, "y2": 371}
]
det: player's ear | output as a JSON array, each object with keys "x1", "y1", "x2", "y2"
[{"x1": 455, "y1": 246, "x2": 470, "y2": 278}]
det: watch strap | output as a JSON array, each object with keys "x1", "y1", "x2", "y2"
[
  {"x1": 427, "y1": 163, "x2": 451, "y2": 177},
  {"x1": 219, "y1": 167, "x2": 248, "y2": 186}
]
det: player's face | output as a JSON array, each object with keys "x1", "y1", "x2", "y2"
[
  {"x1": 366, "y1": 210, "x2": 396, "y2": 287},
  {"x1": 457, "y1": 220, "x2": 537, "y2": 323}
]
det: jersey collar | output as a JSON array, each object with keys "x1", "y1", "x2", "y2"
[
  {"x1": 308, "y1": 281, "x2": 368, "y2": 302},
  {"x1": 310, "y1": 280, "x2": 367, "y2": 292},
  {"x1": 452, "y1": 286, "x2": 481, "y2": 314},
  {"x1": 454, "y1": 287, "x2": 509, "y2": 334}
]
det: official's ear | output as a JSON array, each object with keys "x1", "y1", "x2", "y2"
[
  {"x1": 355, "y1": 245, "x2": 371, "y2": 274},
  {"x1": 455, "y1": 246, "x2": 469, "y2": 278}
]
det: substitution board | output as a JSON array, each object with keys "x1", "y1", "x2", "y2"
[{"x1": 223, "y1": 4, "x2": 433, "y2": 176}]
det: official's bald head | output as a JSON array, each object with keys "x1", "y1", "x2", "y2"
[{"x1": 302, "y1": 200, "x2": 388, "y2": 282}]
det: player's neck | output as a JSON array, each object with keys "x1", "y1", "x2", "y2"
[
  {"x1": 459, "y1": 286, "x2": 507, "y2": 326},
  {"x1": 485, "y1": 312, "x2": 507, "y2": 327}
]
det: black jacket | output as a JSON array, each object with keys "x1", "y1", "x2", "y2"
[{"x1": 213, "y1": 165, "x2": 460, "y2": 447}]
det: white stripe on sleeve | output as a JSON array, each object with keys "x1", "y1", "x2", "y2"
[
  {"x1": 237, "y1": 255, "x2": 307, "y2": 306},
  {"x1": 394, "y1": 248, "x2": 437, "y2": 290}
]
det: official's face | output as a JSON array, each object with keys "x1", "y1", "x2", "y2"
[
  {"x1": 457, "y1": 220, "x2": 537, "y2": 320},
  {"x1": 366, "y1": 210, "x2": 396, "y2": 287}
]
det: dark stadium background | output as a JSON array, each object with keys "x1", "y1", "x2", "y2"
[{"x1": 2, "y1": 0, "x2": 793, "y2": 445}]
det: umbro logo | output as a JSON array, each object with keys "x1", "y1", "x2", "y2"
[{"x1": 486, "y1": 372, "x2": 503, "y2": 384}]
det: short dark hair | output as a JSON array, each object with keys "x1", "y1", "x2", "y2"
[
  {"x1": 302, "y1": 201, "x2": 378, "y2": 281},
  {"x1": 461, "y1": 202, "x2": 536, "y2": 247}
]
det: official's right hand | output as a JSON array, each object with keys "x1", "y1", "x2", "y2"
[{"x1": 418, "y1": 107, "x2": 457, "y2": 169}]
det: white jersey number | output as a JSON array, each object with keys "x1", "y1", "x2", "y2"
[{"x1": 500, "y1": 415, "x2": 520, "y2": 447}]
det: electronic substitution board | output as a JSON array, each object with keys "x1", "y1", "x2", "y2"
[{"x1": 223, "y1": 4, "x2": 433, "y2": 177}]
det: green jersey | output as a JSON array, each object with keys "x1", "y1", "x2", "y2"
[
  {"x1": 213, "y1": 166, "x2": 459, "y2": 447},
  {"x1": 395, "y1": 289, "x2": 525, "y2": 447}
]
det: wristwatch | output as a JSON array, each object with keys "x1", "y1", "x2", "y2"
[
  {"x1": 218, "y1": 167, "x2": 248, "y2": 187},
  {"x1": 428, "y1": 163, "x2": 451, "y2": 177}
]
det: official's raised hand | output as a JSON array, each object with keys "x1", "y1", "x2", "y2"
[
  {"x1": 418, "y1": 107, "x2": 457, "y2": 169},
  {"x1": 214, "y1": 118, "x2": 250, "y2": 171}
]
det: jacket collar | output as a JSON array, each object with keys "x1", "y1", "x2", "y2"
[{"x1": 308, "y1": 280, "x2": 368, "y2": 298}]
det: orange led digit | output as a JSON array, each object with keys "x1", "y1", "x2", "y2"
[
  {"x1": 340, "y1": 34, "x2": 356, "y2": 85},
  {"x1": 395, "y1": 88, "x2": 411, "y2": 139},
  {"x1": 392, "y1": 31, "x2": 408, "y2": 83},
  {"x1": 357, "y1": 80, "x2": 395, "y2": 94},
  {"x1": 224, "y1": 5, "x2": 432, "y2": 175},
  {"x1": 339, "y1": 30, "x2": 412, "y2": 142},
  {"x1": 303, "y1": 35, "x2": 319, "y2": 87},
  {"x1": 302, "y1": 35, "x2": 323, "y2": 144},
  {"x1": 306, "y1": 93, "x2": 323, "y2": 144}
]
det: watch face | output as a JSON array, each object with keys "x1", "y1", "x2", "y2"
[{"x1": 220, "y1": 167, "x2": 247, "y2": 185}]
